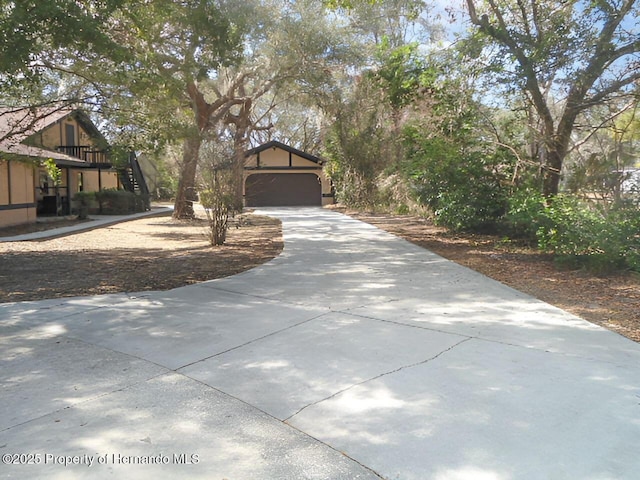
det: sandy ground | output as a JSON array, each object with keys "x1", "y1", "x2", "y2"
[{"x1": 0, "y1": 212, "x2": 282, "y2": 302}]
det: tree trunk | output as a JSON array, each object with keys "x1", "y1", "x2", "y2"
[
  {"x1": 173, "y1": 80, "x2": 214, "y2": 219},
  {"x1": 226, "y1": 98, "x2": 252, "y2": 211},
  {"x1": 173, "y1": 135, "x2": 201, "y2": 219},
  {"x1": 541, "y1": 116, "x2": 575, "y2": 197},
  {"x1": 542, "y1": 148, "x2": 563, "y2": 197},
  {"x1": 232, "y1": 132, "x2": 247, "y2": 211}
]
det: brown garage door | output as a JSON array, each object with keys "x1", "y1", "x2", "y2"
[{"x1": 245, "y1": 173, "x2": 321, "y2": 207}]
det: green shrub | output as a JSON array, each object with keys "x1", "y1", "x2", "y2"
[
  {"x1": 434, "y1": 185, "x2": 506, "y2": 232},
  {"x1": 73, "y1": 191, "x2": 97, "y2": 219},
  {"x1": 504, "y1": 188, "x2": 551, "y2": 243},
  {"x1": 404, "y1": 135, "x2": 510, "y2": 232},
  {"x1": 604, "y1": 207, "x2": 640, "y2": 272},
  {"x1": 535, "y1": 196, "x2": 640, "y2": 273},
  {"x1": 94, "y1": 189, "x2": 149, "y2": 215},
  {"x1": 73, "y1": 191, "x2": 96, "y2": 207}
]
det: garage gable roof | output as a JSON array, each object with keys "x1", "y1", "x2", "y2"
[{"x1": 245, "y1": 141, "x2": 324, "y2": 165}]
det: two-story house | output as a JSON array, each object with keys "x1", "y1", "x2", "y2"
[{"x1": 0, "y1": 107, "x2": 122, "y2": 228}]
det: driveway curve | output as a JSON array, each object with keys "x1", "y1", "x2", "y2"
[{"x1": 1, "y1": 207, "x2": 639, "y2": 480}]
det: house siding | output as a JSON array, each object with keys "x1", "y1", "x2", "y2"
[
  {"x1": 0, "y1": 160, "x2": 8, "y2": 205},
  {"x1": 81, "y1": 170, "x2": 119, "y2": 192},
  {"x1": 256, "y1": 148, "x2": 288, "y2": 167},
  {"x1": 37, "y1": 117, "x2": 98, "y2": 152},
  {"x1": 292, "y1": 153, "x2": 316, "y2": 168},
  {"x1": 36, "y1": 115, "x2": 119, "y2": 217},
  {"x1": 0, "y1": 159, "x2": 37, "y2": 228},
  {"x1": 0, "y1": 108, "x2": 127, "y2": 227}
]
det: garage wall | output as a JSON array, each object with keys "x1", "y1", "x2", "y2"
[
  {"x1": 291, "y1": 153, "x2": 317, "y2": 168},
  {"x1": 244, "y1": 145, "x2": 333, "y2": 206},
  {"x1": 256, "y1": 148, "x2": 288, "y2": 167}
]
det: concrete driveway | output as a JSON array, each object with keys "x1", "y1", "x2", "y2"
[{"x1": 1, "y1": 207, "x2": 639, "y2": 479}]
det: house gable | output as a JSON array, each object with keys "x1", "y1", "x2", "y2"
[
  {"x1": 0, "y1": 107, "x2": 107, "y2": 164},
  {"x1": 245, "y1": 141, "x2": 324, "y2": 170},
  {"x1": 0, "y1": 107, "x2": 121, "y2": 227},
  {"x1": 25, "y1": 110, "x2": 107, "y2": 152}
]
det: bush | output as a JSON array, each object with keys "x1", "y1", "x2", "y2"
[
  {"x1": 330, "y1": 167, "x2": 380, "y2": 208},
  {"x1": 597, "y1": 207, "x2": 640, "y2": 273},
  {"x1": 73, "y1": 191, "x2": 97, "y2": 219},
  {"x1": 534, "y1": 196, "x2": 640, "y2": 273},
  {"x1": 94, "y1": 189, "x2": 149, "y2": 215},
  {"x1": 433, "y1": 181, "x2": 507, "y2": 232},
  {"x1": 504, "y1": 188, "x2": 551, "y2": 243},
  {"x1": 404, "y1": 135, "x2": 510, "y2": 232},
  {"x1": 200, "y1": 187, "x2": 235, "y2": 246}
]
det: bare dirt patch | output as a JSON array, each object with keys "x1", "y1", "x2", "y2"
[
  {"x1": 0, "y1": 212, "x2": 282, "y2": 303},
  {"x1": 338, "y1": 208, "x2": 640, "y2": 343}
]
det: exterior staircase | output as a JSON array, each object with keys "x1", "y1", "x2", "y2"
[{"x1": 118, "y1": 152, "x2": 151, "y2": 210}]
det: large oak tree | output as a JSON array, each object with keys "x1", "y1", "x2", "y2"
[{"x1": 465, "y1": 0, "x2": 640, "y2": 196}]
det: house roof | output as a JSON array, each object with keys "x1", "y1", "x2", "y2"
[
  {"x1": 0, "y1": 106, "x2": 105, "y2": 164},
  {"x1": 245, "y1": 141, "x2": 324, "y2": 165}
]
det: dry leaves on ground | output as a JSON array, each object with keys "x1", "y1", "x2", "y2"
[{"x1": 0, "y1": 213, "x2": 283, "y2": 303}]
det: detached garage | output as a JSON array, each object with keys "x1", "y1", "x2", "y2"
[{"x1": 244, "y1": 141, "x2": 334, "y2": 207}]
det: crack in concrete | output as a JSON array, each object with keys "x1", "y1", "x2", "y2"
[
  {"x1": 174, "y1": 311, "x2": 331, "y2": 371},
  {"x1": 179, "y1": 375, "x2": 386, "y2": 480},
  {"x1": 284, "y1": 337, "x2": 472, "y2": 422},
  {"x1": 341, "y1": 309, "x2": 473, "y2": 340},
  {"x1": 0, "y1": 370, "x2": 169, "y2": 434},
  {"x1": 343, "y1": 310, "x2": 640, "y2": 368}
]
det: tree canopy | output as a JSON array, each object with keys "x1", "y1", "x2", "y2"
[
  {"x1": 464, "y1": 0, "x2": 640, "y2": 195},
  {"x1": 0, "y1": 0, "x2": 126, "y2": 75}
]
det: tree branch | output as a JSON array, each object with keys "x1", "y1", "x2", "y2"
[
  {"x1": 568, "y1": 98, "x2": 637, "y2": 155},
  {"x1": 466, "y1": 0, "x2": 555, "y2": 135},
  {"x1": 582, "y1": 70, "x2": 640, "y2": 109}
]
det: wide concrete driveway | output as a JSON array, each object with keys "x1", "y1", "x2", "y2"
[{"x1": 1, "y1": 207, "x2": 639, "y2": 479}]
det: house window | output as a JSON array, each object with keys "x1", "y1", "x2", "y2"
[
  {"x1": 78, "y1": 172, "x2": 84, "y2": 192},
  {"x1": 65, "y1": 123, "x2": 75, "y2": 146}
]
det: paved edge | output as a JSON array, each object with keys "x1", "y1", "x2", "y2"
[{"x1": 0, "y1": 207, "x2": 173, "y2": 242}]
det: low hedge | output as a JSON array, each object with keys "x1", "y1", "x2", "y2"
[{"x1": 74, "y1": 190, "x2": 149, "y2": 215}]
